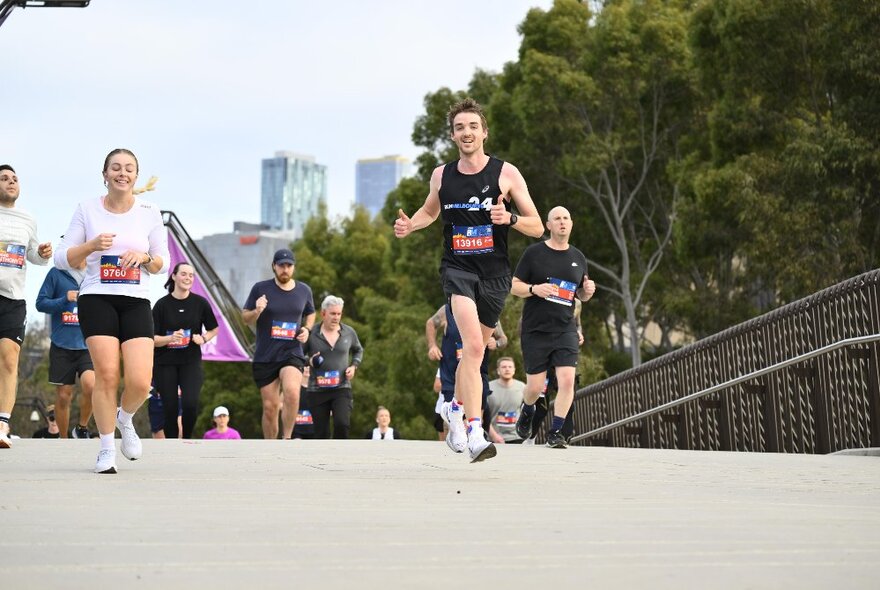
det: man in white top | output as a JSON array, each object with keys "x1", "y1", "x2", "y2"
[
  {"x1": 487, "y1": 356, "x2": 526, "y2": 444},
  {"x1": 0, "y1": 165, "x2": 53, "y2": 447}
]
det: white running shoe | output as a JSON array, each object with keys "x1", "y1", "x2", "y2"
[
  {"x1": 441, "y1": 401, "x2": 467, "y2": 453},
  {"x1": 0, "y1": 423, "x2": 11, "y2": 449},
  {"x1": 95, "y1": 449, "x2": 117, "y2": 474},
  {"x1": 467, "y1": 431, "x2": 497, "y2": 463},
  {"x1": 522, "y1": 436, "x2": 536, "y2": 446},
  {"x1": 116, "y1": 410, "x2": 142, "y2": 461}
]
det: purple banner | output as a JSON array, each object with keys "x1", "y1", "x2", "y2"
[{"x1": 167, "y1": 231, "x2": 251, "y2": 362}]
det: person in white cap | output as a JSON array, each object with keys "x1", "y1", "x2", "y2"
[{"x1": 203, "y1": 406, "x2": 241, "y2": 440}]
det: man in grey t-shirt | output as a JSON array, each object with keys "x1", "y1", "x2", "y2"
[{"x1": 487, "y1": 357, "x2": 526, "y2": 443}]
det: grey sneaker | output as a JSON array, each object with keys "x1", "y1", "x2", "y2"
[
  {"x1": 95, "y1": 449, "x2": 117, "y2": 474},
  {"x1": 116, "y1": 410, "x2": 142, "y2": 461}
]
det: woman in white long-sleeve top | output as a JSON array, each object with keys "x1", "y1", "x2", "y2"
[{"x1": 55, "y1": 148, "x2": 168, "y2": 474}]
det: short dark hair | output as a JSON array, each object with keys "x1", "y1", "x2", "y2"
[
  {"x1": 448, "y1": 98, "x2": 488, "y2": 133},
  {"x1": 0, "y1": 164, "x2": 15, "y2": 174}
]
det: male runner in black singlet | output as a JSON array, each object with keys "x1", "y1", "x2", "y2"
[{"x1": 394, "y1": 98, "x2": 543, "y2": 462}]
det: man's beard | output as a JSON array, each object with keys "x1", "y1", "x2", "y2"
[{"x1": 275, "y1": 273, "x2": 291, "y2": 284}]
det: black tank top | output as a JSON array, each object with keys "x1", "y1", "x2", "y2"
[{"x1": 438, "y1": 155, "x2": 511, "y2": 279}]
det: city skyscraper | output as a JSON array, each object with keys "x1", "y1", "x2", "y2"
[
  {"x1": 261, "y1": 151, "x2": 327, "y2": 237},
  {"x1": 355, "y1": 155, "x2": 411, "y2": 217}
]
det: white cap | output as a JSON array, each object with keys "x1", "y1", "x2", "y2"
[{"x1": 213, "y1": 406, "x2": 230, "y2": 418}]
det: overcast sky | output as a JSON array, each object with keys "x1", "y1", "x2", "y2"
[{"x1": 2, "y1": 0, "x2": 552, "y2": 318}]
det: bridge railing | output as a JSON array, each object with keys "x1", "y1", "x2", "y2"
[{"x1": 569, "y1": 270, "x2": 880, "y2": 453}]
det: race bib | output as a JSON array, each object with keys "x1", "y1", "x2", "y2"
[
  {"x1": 61, "y1": 306, "x2": 79, "y2": 326},
  {"x1": 0, "y1": 242, "x2": 26, "y2": 269},
  {"x1": 296, "y1": 410, "x2": 313, "y2": 425},
  {"x1": 100, "y1": 255, "x2": 141, "y2": 284},
  {"x1": 270, "y1": 321, "x2": 298, "y2": 340},
  {"x1": 167, "y1": 329, "x2": 191, "y2": 349},
  {"x1": 316, "y1": 370, "x2": 341, "y2": 388},
  {"x1": 455, "y1": 342, "x2": 463, "y2": 361},
  {"x1": 546, "y1": 277, "x2": 577, "y2": 306},
  {"x1": 452, "y1": 225, "x2": 494, "y2": 255},
  {"x1": 496, "y1": 411, "x2": 517, "y2": 425}
]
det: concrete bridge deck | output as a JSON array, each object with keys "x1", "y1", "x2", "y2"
[{"x1": 3, "y1": 440, "x2": 879, "y2": 589}]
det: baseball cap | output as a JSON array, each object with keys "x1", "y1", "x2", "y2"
[
  {"x1": 213, "y1": 406, "x2": 230, "y2": 418},
  {"x1": 273, "y1": 248, "x2": 296, "y2": 265}
]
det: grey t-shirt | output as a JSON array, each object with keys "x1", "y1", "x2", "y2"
[{"x1": 487, "y1": 378, "x2": 526, "y2": 441}]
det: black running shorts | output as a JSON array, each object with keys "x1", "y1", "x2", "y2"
[
  {"x1": 441, "y1": 266, "x2": 511, "y2": 328},
  {"x1": 48, "y1": 343, "x2": 94, "y2": 385},
  {"x1": 77, "y1": 294, "x2": 153, "y2": 342},
  {"x1": 522, "y1": 331, "x2": 579, "y2": 375},
  {"x1": 0, "y1": 296, "x2": 26, "y2": 344},
  {"x1": 252, "y1": 357, "x2": 306, "y2": 388}
]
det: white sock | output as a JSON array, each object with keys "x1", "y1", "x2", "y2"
[
  {"x1": 117, "y1": 408, "x2": 135, "y2": 425},
  {"x1": 99, "y1": 433, "x2": 115, "y2": 451}
]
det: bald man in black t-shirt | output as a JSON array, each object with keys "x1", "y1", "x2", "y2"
[{"x1": 511, "y1": 206, "x2": 596, "y2": 448}]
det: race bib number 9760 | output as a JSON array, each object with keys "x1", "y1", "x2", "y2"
[{"x1": 100, "y1": 255, "x2": 141, "y2": 284}]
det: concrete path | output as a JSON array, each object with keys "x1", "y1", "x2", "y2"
[{"x1": 3, "y1": 440, "x2": 879, "y2": 589}]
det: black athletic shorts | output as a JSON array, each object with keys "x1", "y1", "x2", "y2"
[
  {"x1": 441, "y1": 266, "x2": 511, "y2": 328},
  {"x1": 522, "y1": 331, "x2": 579, "y2": 375},
  {"x1": 252, "y1": 357, "x2": 306, "y2": 388},
  {"x1": 78, "y1": 294, "x2": 153, "y2": 342},
  {"x1": 0, "y1": 296, "x2": 26, "y2": 344},
  {"x1": 48, "y1": 343, "x2": 94, "y2": 385}
]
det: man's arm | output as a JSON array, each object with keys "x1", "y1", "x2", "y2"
[
  {"x1": 394, "y1": 167, "x2": 442, "y2": 238},
  {"x1": 494, "y1": 163, "x2": 544, "y2": 238},
  {"x1": 425, "y1": 305, "x2": 445, "y2": 361}
]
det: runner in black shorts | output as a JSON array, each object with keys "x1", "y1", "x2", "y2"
[
  {"x1": 0, "y1": 164, "x2": 53, "y2": 448},
  {"x1": 395, "y1": 97, "x2": 543, "y2": 463},
  {"x1": 36, "y1": 266, "x2": 94, "y2": 439},
  {"x1": 242, "y1": 248, "x2": 315, "y2": 440},
  {"x1": 511, "y1": 206, "x2": 596, "y2": 448},
  {"x1": 55, "y1": 148, "x2": 169, "y2": 474}
]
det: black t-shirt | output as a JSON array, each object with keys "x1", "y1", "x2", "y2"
[
  {"x1": 514, "y1": 242, "x2": 588, "y2": 334},
  {"x1": 439, "y1": 156, "x2": 511, "y2": 279},
  {"x1": 152, "y1": 293, "x2": 219, "y2": 366},
  {"x1": 244, "y1": 279, "x2": 315, "y2": 363}
]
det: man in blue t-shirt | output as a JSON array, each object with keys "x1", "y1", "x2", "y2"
[
  {"x1": 242, "y1": 248, "x2": 315, "y2": 440},
  {"x1": 36, "y1": 267, "x2": 94, "y2": 439}
]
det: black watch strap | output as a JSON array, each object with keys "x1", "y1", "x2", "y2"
[{"x1": 509, "y1": 213, "x2": 518, "y2": 226}]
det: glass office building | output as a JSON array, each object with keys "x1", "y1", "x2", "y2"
[
  {"x1": 355, "y1": 155, "x2": 411, "y2": 217},
  {"x1": 261, "y1": 151, "x2": 327, "y2": 237}
]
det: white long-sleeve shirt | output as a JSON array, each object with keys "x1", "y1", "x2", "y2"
[
  {"x1": 0, "y1": 206, "x2": 48, "y2": 301},
  {"x1": 54, "y1": 196, "x2": 169, "y2": 299}
]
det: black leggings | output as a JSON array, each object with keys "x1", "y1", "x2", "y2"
[
  {"x1": 153, "y1": 363, "x2": 204, "y2": 439},
  {"x1": 310, "y1": 388, "x2": 353, "y2": 439}
]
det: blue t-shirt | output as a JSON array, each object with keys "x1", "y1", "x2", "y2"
[
  {"x1": 35, "y1": 267, "x2": 86, "y2": 350},
  {"x1": 244, "y1": 279, "x2": 315, "y2": 363}
]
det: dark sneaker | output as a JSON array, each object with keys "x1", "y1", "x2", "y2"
[
  {"x1": 515, "y1": 403, "x2": 533, "y2": 440},
  {"x1": 546, "y1": 429, "x2": 567, "y2": 449},
  {"x1": 71, "y1": 425, "x2": 91, "y2": 439}
]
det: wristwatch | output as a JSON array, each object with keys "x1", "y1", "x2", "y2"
[
  {"x1": 528, "y1": 284, "x2": 534, "y2": 295},
  {"x1": 509, "y1": 213, "x2": 518, "y2": 226},
  {"x1": 144, "y1": 253, "x2": 153, "y2": 266}
]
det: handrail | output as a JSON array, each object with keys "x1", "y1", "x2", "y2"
[{"x1": 571, "y1": 333, "x2": 880, "y2": 444}]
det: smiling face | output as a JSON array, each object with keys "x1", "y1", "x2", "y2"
[
  {"x1": 451, "y1": 111, "x2": 488, "y2": 157},
  {"x1": 0, "y1": 167, "x2": 20, "y2": 207},
  {"x1": 173, "y1": 263, "x2": 195, "y2": 292},
  {"x1": 102, "y1": 151, "x2": 138, "y2": 194}
]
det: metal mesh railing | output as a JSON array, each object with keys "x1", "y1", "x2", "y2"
[{"x1": 568, "y1": 270, "x2": 880, "y2": 453}]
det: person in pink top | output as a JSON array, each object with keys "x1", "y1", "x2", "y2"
[{"x1": 203, "y1": 406, "x2": 241, "y2": 440}]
